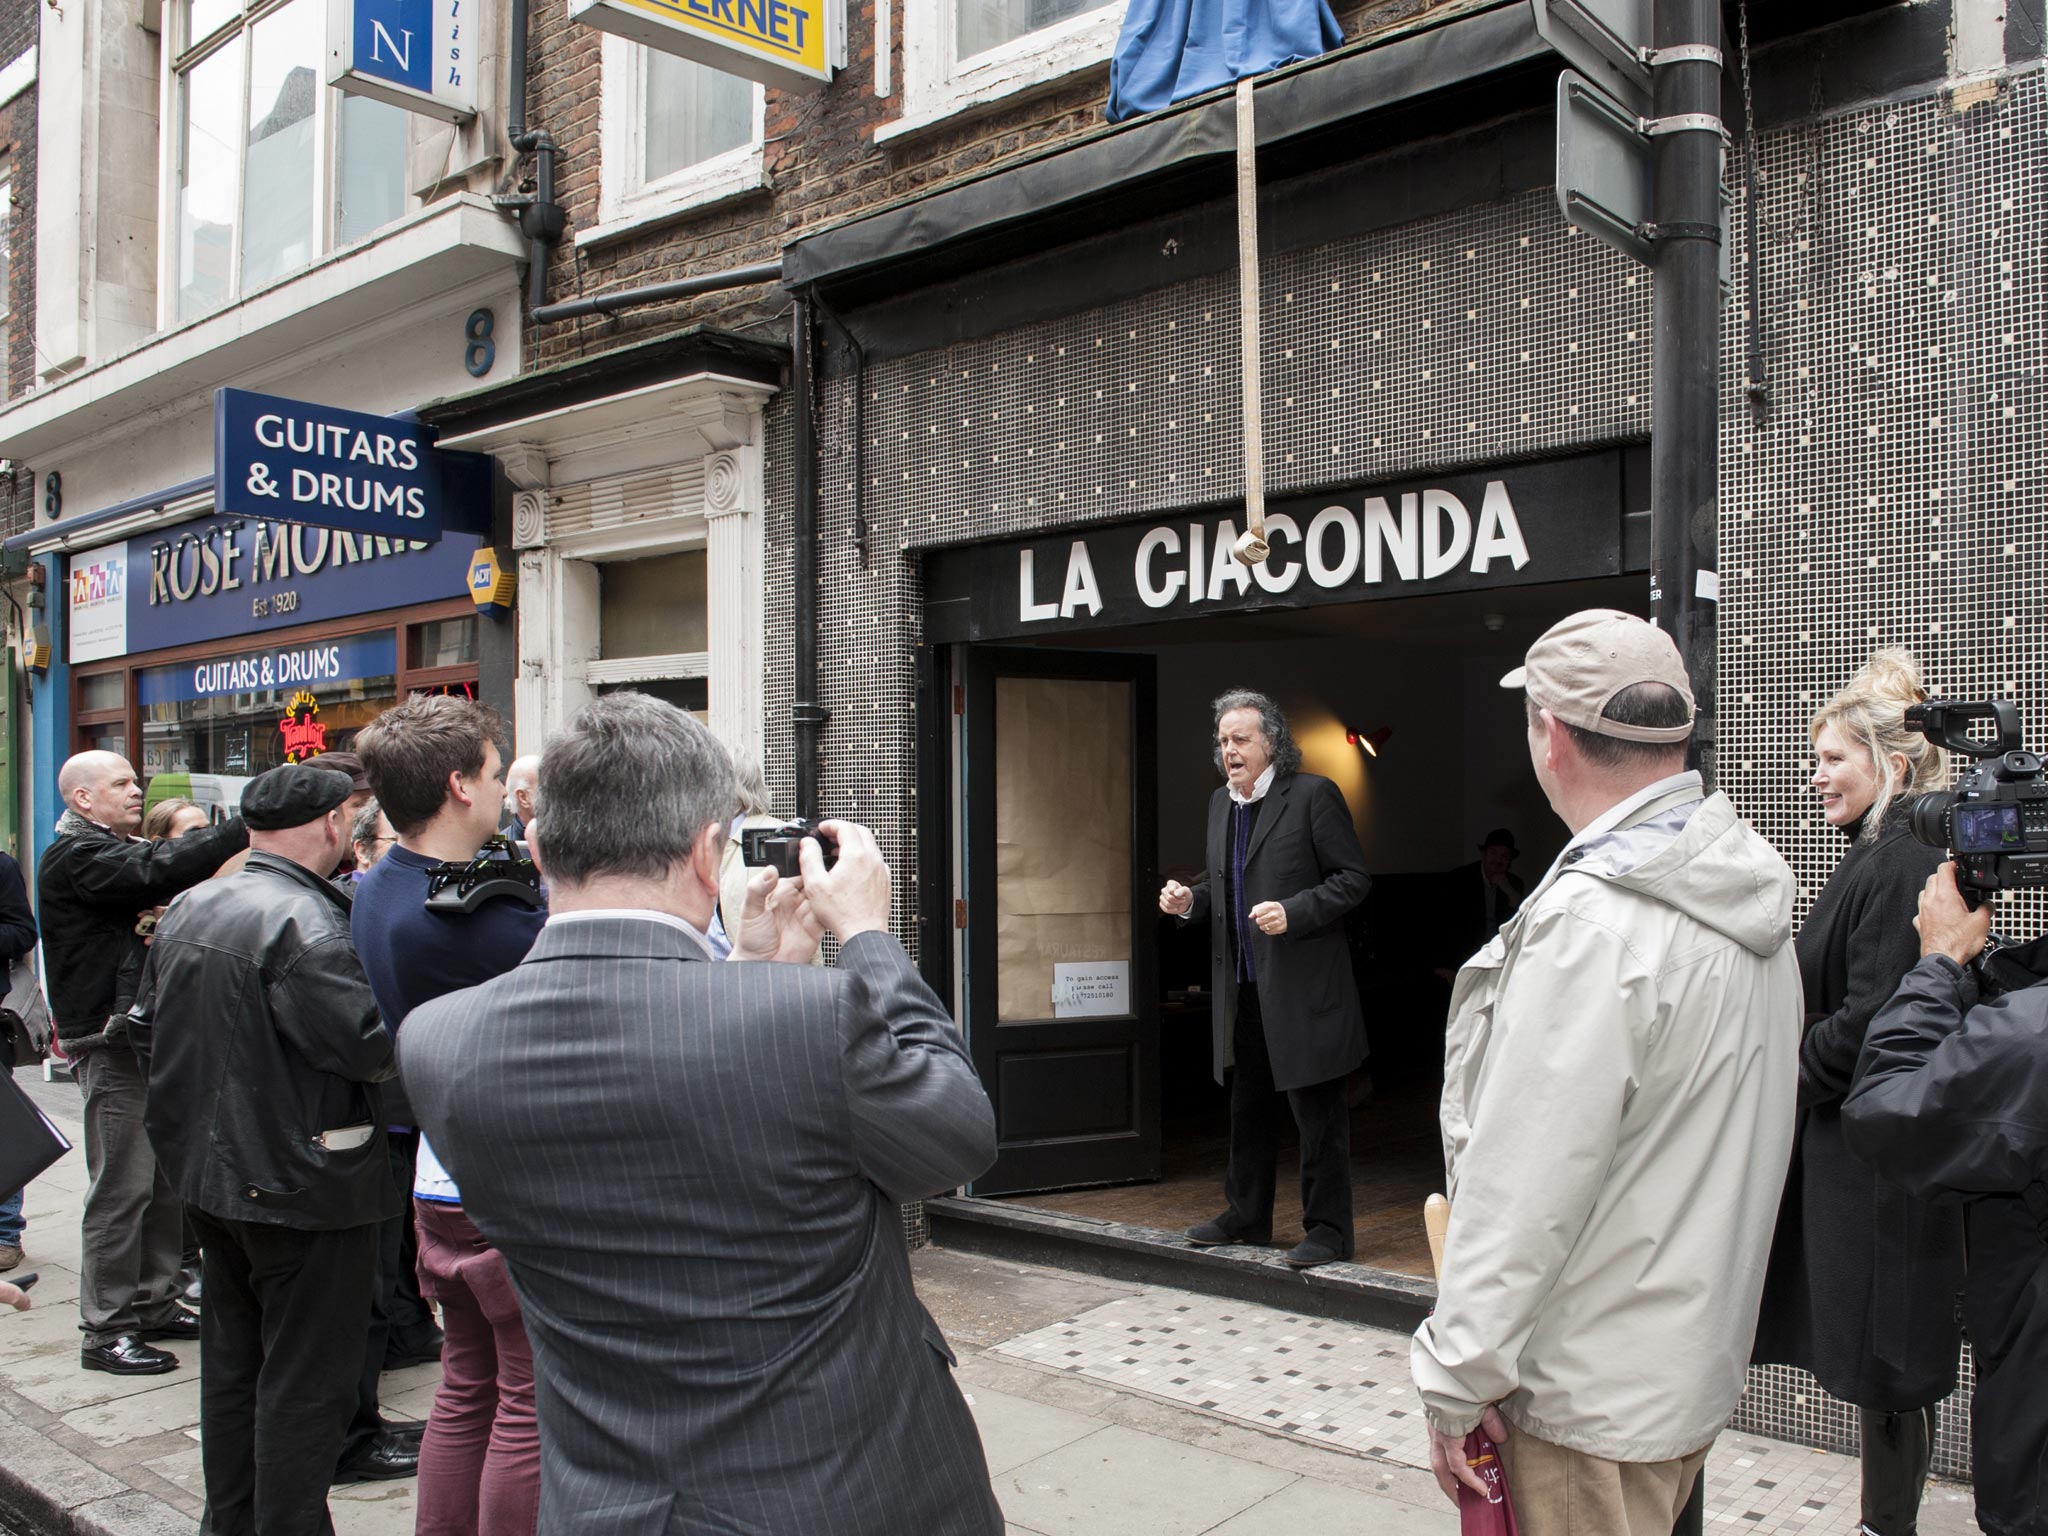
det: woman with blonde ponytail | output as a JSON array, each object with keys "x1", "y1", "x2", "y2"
[{"x1": 1752, "y1": 650, "x2": 1965, "y2": 1535}]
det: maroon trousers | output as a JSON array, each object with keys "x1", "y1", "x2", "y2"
[{"x1": 412, "y1": 1200, "x2": 540, "y2": 1536}]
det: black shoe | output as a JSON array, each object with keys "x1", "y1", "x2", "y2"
[
  {"x1": 332, "y1": 1431, "x2": 421, "y2": 1485},
  {"x1": 1282, "y1": 1234, "x2": 1346, "y2": 1270},
  {"x1": 383, "y1": 1420, "x2": 427, "y2": 1449},
  {"x1": 179, "y1": 1264, "x2": 203, "y2": 1306},
  {"x1": 1185, "y1": 1216, "x2": 1270, "y2": 1248},
  {"x1": 82, "y1": 1335, "x2": 179, "y2": 1375},
  {"x1": 382, "y1": 1324, "x2": 444, "y2": 1370},
  {"x1": 140, "y1": 1305, "x2": 202, "y2": 1341}
]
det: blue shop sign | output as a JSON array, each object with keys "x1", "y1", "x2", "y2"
[
  {"x1": 138, "y1": 633, "x2": 399, "y2": 707},
  {"x1": 127, "y1": 512, "x2": 479, "y2": 653},
  {"x1": 213, "y1": 388, "x2": 493, "y2": 541}
]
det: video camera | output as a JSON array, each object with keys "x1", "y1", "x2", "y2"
[
  {"x1": 424, "y1": 836, "x2": 545, "y2": 913},
  {"x1": 740, "y1": 818, "x2": 838, "y2": 880},
  {"x1": 1905, "y1": 699, "x2": 2048, "y2": 907}
]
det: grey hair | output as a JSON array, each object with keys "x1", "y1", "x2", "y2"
[
  {"x1": 730, "y1": 749, "x2": 773, "y2": 818},
  {"x1": 537, "y1": 692, "x2": 737, "y2": 887},
  {"x1": 1211, "y1": 689, "x2": 1303, "y2": 777},
  {"x1": 349, "y1": 797, "x2": 385, "y2": 849}
]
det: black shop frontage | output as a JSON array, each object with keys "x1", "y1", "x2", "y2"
[{"x1": 914, "y1": 444, "x2": 1649, "y2": 1294}]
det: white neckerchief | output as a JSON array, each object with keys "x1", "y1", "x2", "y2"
[{"x1": 1228, "y1": 763, "x2": 1278, "y2": 807}]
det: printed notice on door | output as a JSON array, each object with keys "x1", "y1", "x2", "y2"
[{"x1": 1052, "y1": 962, "x2": 1131, "y2": 1019}]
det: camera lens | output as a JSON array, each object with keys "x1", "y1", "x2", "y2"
[{"x1": 1906, "y1": 789, "x2": 1955, "y2": 849}]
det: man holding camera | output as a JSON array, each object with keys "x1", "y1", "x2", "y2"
[
  {"x1": 1843, "y1": 863, "x2": 2048, "y2": 1536},
  {"x1": 133, "y1": 763, "x2": 398, "y2": 1536},
  {"x1": 400, "y1": 693, "x2": 1003, "y2": 1536}
]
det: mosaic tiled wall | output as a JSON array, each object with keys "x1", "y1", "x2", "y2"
[{"x1": 761, "y1": 62, "x2": 2048, "y2": 1474}]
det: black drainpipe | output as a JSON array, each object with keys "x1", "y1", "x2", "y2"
[
  {"x1": 506, "y1": 0, "x2": 565, "y2": 312},
  {"x1": 791, "y1": 291, "x2": 828, "y2": 821}
]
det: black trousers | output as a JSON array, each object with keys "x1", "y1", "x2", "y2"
[
  {"x1": 346, "y1": 1131, "x2": 429, "y2": 1453},
  {"x1": 1221, "y1": 989, "x2": 1355, "y2": 1255},
  {"x1": 188, "y1": 1210, "x2": 379, "y2": 1536}
]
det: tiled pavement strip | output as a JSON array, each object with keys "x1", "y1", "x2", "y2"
[{"x1": 0, "y1": 1072, "x2": 1980, "y2": 1536}]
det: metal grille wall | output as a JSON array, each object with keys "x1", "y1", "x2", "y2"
[{"x1": 758, "y1": 62, "x2": 2047, "y2": 1472}]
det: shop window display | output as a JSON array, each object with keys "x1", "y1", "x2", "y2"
[{"x1": 140, "y1": 667, "x2": 397, "y2": 789}]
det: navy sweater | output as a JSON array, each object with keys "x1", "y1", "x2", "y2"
[{"x1": 350, "y1": 844, "x2": 546, "y2": 1125}]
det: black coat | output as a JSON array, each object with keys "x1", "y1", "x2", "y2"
[
  {"x1": 1752, "y1": 810, "x2": 1964, "y2": 1408},
  {"x1": 35, "y1": 815, "x2": 248, "y2": 1043},
  {"x1": 0, "y1": 853, "x2": 37, "y2": 969},
  {"x1": 1184, "y1": 772, "x2": 1370, "y2": 1091},
  {"x1": 132, "y1": 853, "x2": 398, "y2": 1232},
  {"x1": 1843, "y1": 946, "x2": 2048, "y2": 1536}
]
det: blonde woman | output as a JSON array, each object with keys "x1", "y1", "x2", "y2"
[{"x1": 1752, "y1": 651, "x2": 1964, "y2": 1535}]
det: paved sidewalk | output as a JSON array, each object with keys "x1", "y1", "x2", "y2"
[{"x1": 0, "y1": 1069, "x2": 1984, "y2": 1536}]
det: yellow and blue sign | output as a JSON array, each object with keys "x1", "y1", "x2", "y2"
[
  {"x1": 468, "y1": 547, "x2": 516, "y2": 615},
  {"x1": 570, "y1": 0, "x2": 840, "y2": 91}
]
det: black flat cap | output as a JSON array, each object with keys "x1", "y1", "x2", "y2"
[{"x1": 242, "y1": 765, "x2": 354, "y2": 831}]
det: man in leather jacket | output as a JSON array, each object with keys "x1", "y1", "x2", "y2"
[
  {"x1": 37, "y1": 750, "x2": 247, "y2": 1374},
  {"x1": 1842, "y1": 862, "x2": 2048, "y2": 1536},
  {"x1": 132, "y1": 763, "x2": 398, "y2": 1536}
]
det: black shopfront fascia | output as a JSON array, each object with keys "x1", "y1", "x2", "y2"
[{"x1": 925, "y1": 444, "x2": 1650, "y2": 644}]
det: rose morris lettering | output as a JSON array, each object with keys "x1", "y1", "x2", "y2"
[{"x1": 150, "y1": 522, "x2": 434, "y2": 607}]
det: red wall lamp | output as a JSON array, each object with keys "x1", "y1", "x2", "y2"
[{"x1": 1345, "y1": 726, "x2": 1394, "y2": 757}]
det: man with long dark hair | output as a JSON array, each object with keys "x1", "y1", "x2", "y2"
[{"x1": 1158, "y1": 689, "x2": 1371, "y2": 1270}]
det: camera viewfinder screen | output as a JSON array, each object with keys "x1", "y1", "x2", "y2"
[{"x1": 1954, "y1": 803, "x2": 2024, "y2": 854}]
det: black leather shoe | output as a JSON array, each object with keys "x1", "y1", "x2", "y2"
[
  {"x1": 1283, "y1": 1235, "x2": 1346, "y2": 1270},
  {"x1": 82, "y1": 1336, "x2": 179, "y2": 1375},
  {"x1": 141, "y1": 1305, "x2": 202, "y2": 1341},
  {"x1": 1185, "y1": 1216, "x2": 1270, "y2": 1248},
  {"x1": 332, "y1": 1431, "x2": 421, "y2": 1485}
]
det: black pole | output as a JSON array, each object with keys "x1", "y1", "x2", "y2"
[
  {"x1": 1649, "y1": 0, "x2": 1722, "y2": 788},
  {"x1": 530, "y1": 262, "x2": 784, "y2": 325},
  {"x1": 791, "y1": 292, "x2": 827, "y2": 821}
]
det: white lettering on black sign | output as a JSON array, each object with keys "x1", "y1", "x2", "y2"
[{"x1": 1022, "y1": 481, "x2": 1530, "y2": 625}]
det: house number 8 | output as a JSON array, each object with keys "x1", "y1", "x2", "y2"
[{"x1": 464, "y1": 309, "x2": 496, "y2": 378}]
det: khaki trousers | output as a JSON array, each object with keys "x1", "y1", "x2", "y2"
[{"x1": 1495, "y1": 1431, "x2": 1711, "y2": 1536}]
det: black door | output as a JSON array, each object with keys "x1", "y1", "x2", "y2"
[{"x1": 961, "y1": 647, "x2": 1160, "y2": 1195}]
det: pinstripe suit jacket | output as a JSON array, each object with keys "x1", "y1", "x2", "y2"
[{"x1": 400, "y1": 918, "x2": 1004, "y2": 1536}]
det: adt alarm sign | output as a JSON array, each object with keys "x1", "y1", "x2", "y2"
[
  {"x1": 328, "y1": 0, "x2": 477, "y2": 121},
  {"x1": 213, "y1": 388, "x2": 493, "y2": 542}
]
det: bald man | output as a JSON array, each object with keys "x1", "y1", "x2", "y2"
[
  {"x1": 38, "y1": 751, "x2": 247, "y2": 1375},
  {"x1": 503, "y1": 754, "x2": 541, "y2": 841}
]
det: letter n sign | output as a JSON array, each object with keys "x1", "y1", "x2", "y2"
[{"x1": 328, "y1": 0, "x2": 478, "y2": 122}]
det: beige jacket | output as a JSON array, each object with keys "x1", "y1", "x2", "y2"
[{"x1": 1411, "y1": 776, "x2": 1800, "y2": 1462}]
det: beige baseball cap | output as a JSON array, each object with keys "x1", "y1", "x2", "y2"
[{"x1": 1501, "y1": 609, "x2": 1696, "y2": 744}]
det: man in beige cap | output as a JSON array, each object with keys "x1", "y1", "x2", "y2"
[{"x1": 1410, "y1": 610, "x2": 1801, "y2": 1535}]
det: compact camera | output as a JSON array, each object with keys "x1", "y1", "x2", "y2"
[
  {"x1": 740, "y1": 818, "x2": 838, "y2": 879},
  {"x1": 1905, "y1": 699, "x2": 2048, "y2": 907},
  {"x1": 424, "y1": 837, "x2": 545, "y2": 913}
]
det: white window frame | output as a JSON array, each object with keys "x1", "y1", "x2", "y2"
[
  {"x1": 881, "y1": 0, "x2": 1126, "y2": 143},
  {"x1": 154, "y1": 0, "x2": 417, "y2": 331},
  {"x1": 582, "y1": 38, "x2": 767, "y2": 250}
]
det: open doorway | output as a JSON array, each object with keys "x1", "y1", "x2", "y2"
[{"x1": 952, "y1": 574, "x2": 1645, "y2": 1279}]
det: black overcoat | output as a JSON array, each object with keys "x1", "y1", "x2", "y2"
[
  {"x1": 1184, "y1": 772, "x2": 1371, "y2": 1091},
  {"x1": 1751, "y1": 809, "x2": 1965, "y2": 1408}
]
